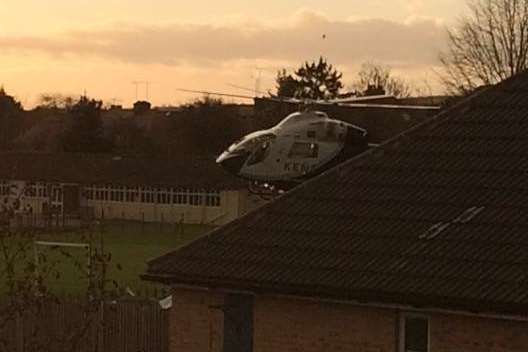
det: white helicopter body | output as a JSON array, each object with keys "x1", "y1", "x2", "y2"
[{"x1": 216, "y1": 110, "x2": 368, "y2": 183}]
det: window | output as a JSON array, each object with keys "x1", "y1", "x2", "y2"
[
  {"x1": 288, "y1": 142, "x2": 319, "y2": 159},
  {"x1": 400, "y1": 314, "x2": 429, "y2": 352},
  {"x1": 157, "y1": 187, "x2": 171, "y2": 204},
  {"x1": 189, "y1": 189, "x2": 203, "y2": 206},
  {"x1": 205, "y1": 191, "x2": 221, "y2": 207},
  {"x1": 37, "y1": 183, "x2": 48, "y2": 198},
  {"x1": 247, "y1": 140, "x2": 272, "y2": 166},
  {"x1": 51, "y1": 187, "x2": 63, "y2": 202},
  {"x1": 25, "y1": 183, "x2": 37, "y2": 198},
  {"x1": 172, "y1": 189, "x2": 189, "y2": 205},
  {"x1": 125, "y1": 187, "x2": 139, "y2": 202},
  {"x1": 0, "y1": 181, "x2": 10, "y2": 196},
  {"x1": 141, "y1": 187, "x2": 155, "y2": 203}
]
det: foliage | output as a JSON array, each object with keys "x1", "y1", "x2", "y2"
[
  {"x1": 132, "y1": 100, "x2": 151, "y2": 115},
  {"x1": 0, "y1": 224, "x2": 121, "y2": 352},
  {"x1": 166, "y1": 96, "x2": 249, "y2": 156},
  {"x1": 275, "y1": 69, "x2": 299, "y2": 98},
  {"x1": 275, "y1": 57, "x2": 344, "y2": 100},
  {"x1": 0, "y1": 88, "x2": 23, "y2": 150},
  {"x1": 37, "y1": 93, "x2": 75, "y2": 110},
  {"x1": 110, "y1": 117, "x2": 158, "y2": 156},
  {"x1": 351, "y1": 62, "x2": 413, "y2": 98},
  {"x1": 439, "y1": 0, "x2": 528, "y2": 94},
  {"x1": 59, "y1": 96, "x2": 113, "y2": 153}
]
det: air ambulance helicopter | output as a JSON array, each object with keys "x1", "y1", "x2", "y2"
[
  {"x1": 177, "y1": 88, "x2": 439, "y2": 194},
  {"x1": 216, "y1": 109, "x2": 369, "y2": 186}
]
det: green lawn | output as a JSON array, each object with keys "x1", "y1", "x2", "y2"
[{"x1": 2, "y1": 221, "x2": 214, "y2": 296}]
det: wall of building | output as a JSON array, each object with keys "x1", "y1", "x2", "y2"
[
  {"x1": 86, "y1": 189, "x2": 242, "y2": 225},
  {"x1": 169, "y1": 288, "x2": 397, "y2": 352},
  {"x1": 1, "y1": 180, "x2": 247, "y2": 226},
  {"x1": 431, "y1": 313, "x2": 528, "y2": 351},
  {"x1": 168, "y1": 287, "x2": 528, "y2": 352},
  {"x1": 253, "y1": 296, "x2": 396, "y2": 352},
  {"x1": 169, "y1": 289, "x2": 224, "y2": 352}
]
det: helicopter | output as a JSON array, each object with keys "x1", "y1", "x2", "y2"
[
  {"x1": 216, "y1": 109, "x2": 369, "y2": 187},
  {"x1": 177, "y1": 88, "x2": 440, "y2": 192}
]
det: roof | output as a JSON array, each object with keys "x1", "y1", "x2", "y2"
[
  {"x1": 0, "y1": 152, "x2": 245, "y2": 189},
  {"x1": 145, "y1": 72, "x2": 528, "y2": 317}
]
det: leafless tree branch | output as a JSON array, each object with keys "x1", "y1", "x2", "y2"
[{"x1": 440, "y1": 0, "x2": 528, "y2": 94}]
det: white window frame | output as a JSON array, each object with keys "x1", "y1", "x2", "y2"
[
  {"x1": 399, "y1": 313, "x2": 430, "y2": 352},
  {"x1": 189, "y1": 188, "x2": 204, "y2": 207},
  {"x1": 172, "y1": 189, "x2": 189, "y2": 205},
  {"x1": 205, "y1": 190, "x2": 221, "y2": 207}
]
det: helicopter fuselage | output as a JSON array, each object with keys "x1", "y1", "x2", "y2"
[{"x1": 216, "y1": 111, "x2": 369, "y2": 183}]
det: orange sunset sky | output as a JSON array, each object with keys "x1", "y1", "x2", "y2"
[{"x1": 0, "y1": 0, "x2": 467, "y2": 107}]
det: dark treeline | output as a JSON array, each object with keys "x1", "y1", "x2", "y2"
[{"x1": 0, "y1": 91, "x2": 257, "y2": 158}]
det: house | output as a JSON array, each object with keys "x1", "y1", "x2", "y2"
[
  {"x1": 144, "y1": 72, "x2": 528, "y2": 352},
  {"x1": 0, "y1": 152, "x2": 261, "y2": 225}
]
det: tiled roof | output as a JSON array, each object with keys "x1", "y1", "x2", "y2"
[
  {"x1": 0, "y1": 152, "x2": 245, "y2": 189},
  {"x1": 145, "y1": 72, "x2": 528, "y2": 316}
]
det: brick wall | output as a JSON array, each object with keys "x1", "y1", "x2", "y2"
[
  {"x1": 169, "y1": 288, "x2": 225, "y2": 352},
  {"x1": 169, "y1": 289, "x2": 397, "y2": 352},
  {"x1": 432, "y1": 313, "x2": 528, "y2": 352},
  {"x1": 169, "y1": 288, "x2": 528, "y2": 352},
  {"x1": 254, "y1": 296, "x2": 397, "y2": 352}
]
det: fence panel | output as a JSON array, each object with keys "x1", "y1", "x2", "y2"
[{"x1": 0, "y1": 299, "x2": 168, "y2": 352}]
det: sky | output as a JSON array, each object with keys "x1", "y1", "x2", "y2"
[{"x1": 0, "y1": 0, "x2": 468, "y2": 107}]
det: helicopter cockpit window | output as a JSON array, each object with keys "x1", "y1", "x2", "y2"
[
  {"x1": 228, "y1": 133, "x2": 275, "y2": 153},
  {"x1": 288, "y1": 142, "x2": 319, "y2": 159},
  {"x1": 246, "y1": 134, "x2": 276, "y2": 166}
]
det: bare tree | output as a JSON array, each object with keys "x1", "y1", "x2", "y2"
[
  {"x1": 352, "y1": 62, "x2": 413, "y2": 98},
  {"x1": 440, "y1": 0, "x2": 528, "y2": 94}
]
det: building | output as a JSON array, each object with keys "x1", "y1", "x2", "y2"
[
  {"x1": 144, "y1": 72, "x2": 528, "y2": 352},
  {"x1": 0, "y1": 152, "x2": 259, "y2": 225}
]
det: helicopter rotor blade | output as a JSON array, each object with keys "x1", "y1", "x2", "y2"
[
  {"x1": 226, "y1": 83, "x2": 270, "y2": 97},
  {"x1": 176, "y1": 88, "x2": 255, "y2": 100}
]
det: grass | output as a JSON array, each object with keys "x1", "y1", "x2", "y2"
[{"x1": 2, "y1": 221, "x2": 214, "y2": 296}]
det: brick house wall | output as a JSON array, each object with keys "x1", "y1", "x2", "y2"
[
  {"x1": 169, "y1": 288, "x2": 528, "y2": 352},
  {"x1": 254, "y1": 296, "x2": 396, "y2": 352},
  {"x1": 170, "y1": 289, "x2": 224, "y2": 352},
  {"x1": 431, "y1": 313, "x2": 528, "y2": 352}
]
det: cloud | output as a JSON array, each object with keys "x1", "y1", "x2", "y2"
[{"x1": 0, "y1": 11, "x2": 447, "y2": 69}]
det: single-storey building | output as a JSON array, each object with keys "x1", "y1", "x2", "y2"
[
  {"x1": 0, "y1": 152, "x2": 262, "y2": 225},
  {"x1": 144, "y1": 72, "x2": 528, "y2": 352}
]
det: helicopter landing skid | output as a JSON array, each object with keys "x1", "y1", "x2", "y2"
[{"x1": 247, "y1": 180, "x2": 300, "y2": 200}]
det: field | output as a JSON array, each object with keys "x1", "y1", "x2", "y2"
[{"x1": 2, "y1": 221, "x2": 214, "y2": 296}]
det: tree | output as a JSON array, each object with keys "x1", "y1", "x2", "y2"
[
  {"x1": 352, "y1": 62, "x2": 413, "y2": 98},
  {"x1": 0, "y1": 88, "x2": 23, "y2": 150},
  {"x1": 275, "y1": 69, "x2": 299, "y2": 98},
  {"x1": 0, "y1": 224, "x2": 121, "y2": 352},
  {"x1": 110, "y1": 117, "x2": 158, "y2": 156},
  {"x1": 275, "y1": 57, "x2": 344, "y2": 100},
  {"x1": 166, "y1": 96, "x2": 248, "y2": 156},
  {"x1": 60, "y1": 96, "x2": 113, "y2": 153},
  {"x1": 440, "y1": 0, "x2": 528, "y2": 94},
  {"x1": 132, "y1": 100, "x2": 151, "y2": 115},
  {"x1": 37, "y1": 93, "x2": 75, "y2": 110}
]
